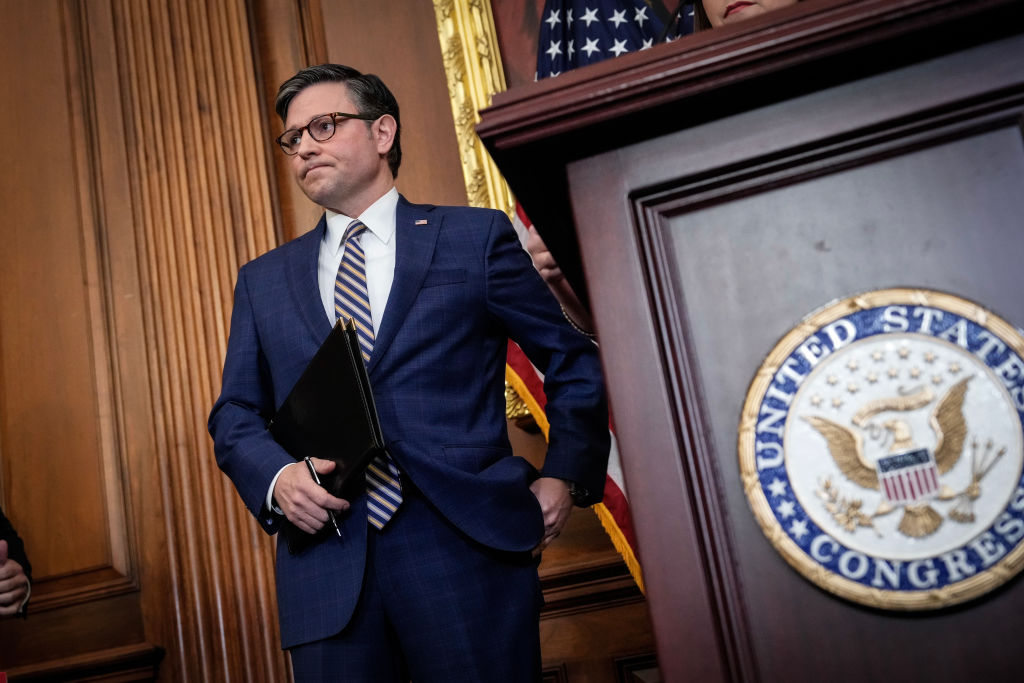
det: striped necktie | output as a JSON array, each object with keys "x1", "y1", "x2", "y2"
[{"x1": 335, "y1": 220, "x2": 402, "y2": 529}]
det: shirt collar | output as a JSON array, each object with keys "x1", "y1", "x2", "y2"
[{"x1": 324, "y1": 186, "x2": 399, "y2": 253}]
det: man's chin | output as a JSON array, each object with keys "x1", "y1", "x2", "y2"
[{"x1": 299, "y1": 181, "x2": 333, "y2": 206}]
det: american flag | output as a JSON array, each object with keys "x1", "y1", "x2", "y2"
[
  {"x1": 536, "y1": 0, "x2": 693, "y2": 79},
  {"x1": 877, "y1": 448, "x2": 941, "y2": 505}
]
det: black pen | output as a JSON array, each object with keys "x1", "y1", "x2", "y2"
[{"x1": 304, "y1": 457, "x2": 342, "y2": 537}]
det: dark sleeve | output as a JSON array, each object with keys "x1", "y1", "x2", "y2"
[
  {"x1": 0, "y1": 506, "x2": 31, "y2": 582},
  {"x1": 483, "y1": 210, "x2": 611, "y2": 504}
]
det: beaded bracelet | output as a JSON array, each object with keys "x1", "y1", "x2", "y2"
[{"x1": 560, "y1": 304, "x2": 597, "y2": 339}]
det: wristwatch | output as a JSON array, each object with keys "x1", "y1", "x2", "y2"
[{"x1": 566, "y1": 479, "x2": 588, "y2": 506}]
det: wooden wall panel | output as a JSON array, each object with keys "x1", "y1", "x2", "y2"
[
  {"x1": 0, "y1": 0, "x2": 153, "y2": 675},
  {"x1": 249, "y1": 0, "x2": 327, "y2": 244},
  {"x1": 2, "y1": 0, "x2": 290, "y2": 679},
  {"x1": 0, "y1": 0, "x2": 114, "y2": 585},
  {"x1": 106, "y1": 0, "x2": 286, "y2": 679}
]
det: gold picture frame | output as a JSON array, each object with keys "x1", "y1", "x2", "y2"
[{"x1": 431, "y1": 0, "x2": 515, "y2": 215}]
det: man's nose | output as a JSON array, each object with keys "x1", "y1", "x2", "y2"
[{"x1": 296, "y1": 129, "x2": 319, "y2": 156}]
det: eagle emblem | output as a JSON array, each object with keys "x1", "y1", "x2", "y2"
[
  {"x1": 804, "y1": 377, "x2": 970, "y2": 538},
  {"x1": 738, "y1": 288, "x2": 1024, "y2": 610}
]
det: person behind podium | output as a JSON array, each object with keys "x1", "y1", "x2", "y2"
[
  {"x1": 0, "y1": 505, "x2": 31, "y2": 618},
  {"x1": 696, "y1": 0, "x2": 799, "y2": 29},
  {"x1": 209, "y1": 63, "x2": 609, "y2": 681},
  {"x1": 527, "y1": 0, "x2": 802, "y2": 327}
]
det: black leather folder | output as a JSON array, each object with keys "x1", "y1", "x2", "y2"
[{"x1": 268, "y1": 317, "x2": 386, "y2": 553}]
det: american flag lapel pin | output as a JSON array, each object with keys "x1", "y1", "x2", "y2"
[{"x1": 415, "y1": 219, "x2": 428, "y2": 225}]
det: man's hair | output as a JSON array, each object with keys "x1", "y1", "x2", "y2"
[{"x1": 275, "y1": 64, "x2": 402, "y2": 178}]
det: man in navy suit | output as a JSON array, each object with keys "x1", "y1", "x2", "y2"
[{"x1": 209, "y1": 64, "x2": 609, "y2": 681}]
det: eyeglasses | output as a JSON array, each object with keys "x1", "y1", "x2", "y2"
[{"x1": 275, "y1": 111, "x2": 378, "y2": 155}]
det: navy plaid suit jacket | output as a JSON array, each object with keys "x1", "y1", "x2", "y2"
[{"x1": 209, "y1": 196, "x2": 608, "y2": 649}]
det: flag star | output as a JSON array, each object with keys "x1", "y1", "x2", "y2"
[
  {"x1": 568, "y1": 39, "x2": 576, "y2": 58},
  {"x1": 831, "y1": 397, "x2": 844, "y2": 409},
  {"x1": 810, "y1": 394, "x2": 823, "y2": 407},
  {"x1": 777, "y1": 500, "x2": 796, "y2": 519},
  {"x1": 545, "y1": 9, "x2": 561, "y2": 30},
  {"x1": 546, "y1": 40, "x2": 562, "y2": 59},
  {"x1": 609, "y1": 38, "x2": 629, "y2": 56},
  {"x1": 826, "y1": 375, "x2": 839, "y2": 386},
  {"x1": 898, "y1": 347, "x2": 910, "y2": 359},
  {"x1": 924, "y1": 351, "x2": 937, "y2": 364},
  {"x1": 609, "y1": 8, "x2": 627, "y2": 28},
  {"x1": 888, "y1": 367, "x2": 899, "y2": 379},
  {"x1": 872, "y1": 350, "x2": 885, "y2": 362},
  {"x1": 866, "y1": 372, "x2": 878, "y2": 384},
  {"x1": 847, "y1": 359, "x2": 859, "y2": 371},
  {"x1": 789, "y1": 519, "x2": 809, "y2": 540},
  {"x1": 580, "y1": 7, "x2": 599, "y2": 26},
  {"x1": 549, "y1": 70, "x2": 561, "y2": 77},
  {"x1": 641, "y1": 37, "x2": 654, "y2": 49},
  {"x1": 581, "y1": 36, "x2": 600, "y2": 57},
  {"x1": 767, "y1": 478, "x2": 788, "y2": 497},
  {"x1": 909, "y1": 367, "x2": 921, "y2": 379},
  {"x1": 932, "y1": 374, "x2": 944, "y2": 385},
  {"x1": 949, "y1": 361, "x2": 961, "y2": 374},
  {"x1": 634, "y1": 6, "x2": 650, "y2": 25},
  {"x1": 847, "y1": 382, "x2": 860, "y2": 394},
  {"x1": 567, "y1": 8, "x2": 574, "y2": 27}
]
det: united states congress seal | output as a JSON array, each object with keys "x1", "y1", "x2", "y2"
[{"x1": 738, "y1": 288, "x2": 1024, "y2": 609}]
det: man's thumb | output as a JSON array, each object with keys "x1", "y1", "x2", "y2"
[{"x1": 311, "y1": 458, "x2": 336, "y2": 474}]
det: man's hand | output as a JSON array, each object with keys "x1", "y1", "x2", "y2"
[
  {"x1": 0, "y1": 539, "x2": 29, "y2": 618},
  {"x1": 273, "y1": 458, "x2": 350, "y2": 534},
  {"x1": 525, "y1": 225, "x2": 565, "y2": 287},
  {"x1": 529, "y1": 477, "x2": 574, "y2": 557},
  {"x1": 525, "y1": 226, "x2": 595, "y2": 334}
]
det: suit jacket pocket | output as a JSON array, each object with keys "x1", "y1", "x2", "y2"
[
  {"x1": 421, "y1": 268, "x2": 466, "y2": 288},
  {"x1": 442, "y1": 444, "x2": 511, "y2": 474}
]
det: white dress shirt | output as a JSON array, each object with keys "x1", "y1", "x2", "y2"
[
  {"x1": 267, "y1": 186, "x2": 400, "y2": 510},
  {"x1": 318, "y1": 187, "x2": 399, "y2": 331}
]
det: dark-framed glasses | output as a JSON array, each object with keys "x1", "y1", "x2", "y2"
[{"x1": 276, "y1": 111, "x2": 377, "y2": 155}]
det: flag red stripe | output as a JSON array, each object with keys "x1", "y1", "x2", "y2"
[{"x1": 507, "y1": 342, "x2": 547, "y2": 412}]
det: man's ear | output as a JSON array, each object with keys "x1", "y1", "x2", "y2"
[{"x1": 373, "y1": 114, "x2": 397, "y2": 156}]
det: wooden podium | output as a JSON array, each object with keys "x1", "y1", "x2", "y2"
[{"x1": 479, "y1": 1, "x2": 1024, "y2": 681}]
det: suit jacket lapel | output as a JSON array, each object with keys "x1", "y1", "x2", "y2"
[
  {"x1": 368, "y1": 198, "x2": 439, "y2": 374},
  {"x1": 286, "y1": 214, "x2": 333, "y2": 342}
]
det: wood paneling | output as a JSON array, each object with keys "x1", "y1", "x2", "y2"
[
  {"x1": 2, "y1": 0, "x2": 287, "y2": 678},
  {"x1": 0, "y1": 1, "x2": 149, "y2": 672},
  {"x1": 249, "y1": 0, "x2": 326, "y2": 243},
  {"x1": 0, "y1": 0, "x2": 119, "y2": 587},
  {"x1": 105, "y1": 0, "x2": 285, "y2": 678}
]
